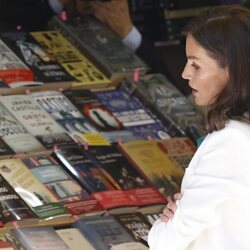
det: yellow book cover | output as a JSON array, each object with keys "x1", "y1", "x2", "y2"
[
  {"x1": 30, "y1": 31, "x2": 111, "y2": 89},
  {"x1": 120, "y1": 140, "x2": 184, "y2": 197},
  {"x1": 0, "y1": 159, "x2": 70, "y2": 220}
]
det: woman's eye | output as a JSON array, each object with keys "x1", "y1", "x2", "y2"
[{"x1": 191, "y1": 63, "x2": 200, "y2": 69}]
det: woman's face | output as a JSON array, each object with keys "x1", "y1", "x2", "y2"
[{"x1": 182, "y1": 35, "x2": 228, "y2": 106}]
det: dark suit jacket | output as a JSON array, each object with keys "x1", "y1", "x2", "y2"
[{"x1": 0, "y1": 0, "x2": 55, "y2": 31}]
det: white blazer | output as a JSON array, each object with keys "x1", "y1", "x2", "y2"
[{"x1": 148, "y1": 120, "x2": 250, "y2": 250}]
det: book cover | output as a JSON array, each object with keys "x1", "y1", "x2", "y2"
[
  {"x1": 0, "y1": 38, "x2": 34, "y2": 90},
  {"x1": 0, "y1": 31, "x2": 75, "y2": 86},
  {"x1": 0, "y1": 159, "x2": 70, "y2": 220},
  {"x1": 73, "y1": 215, "x2": 134, "y2": 250},
  {"x1": 157, "y1": 137, "x2": 196, "y2": 169},
  {"x1": 119, "y1": 140, "x2": 184, "y2": 197},
  {"x1": 94, "y1": 88, "x2": 170, "y2": 139},
  {"x1": 0, "y1": 102, "x2": 45, "y2": 154},
  {"x1": 0, "y1": 228, "x2": 26, "y2": 250},
  {"x1": 110, "y1": 242, "x2": 149, "y2": 250},
  {"x1": 122, "y1": 74, "x2": 205, "y2": 142},
  {"x1": 0, "y1": 174, "x2": 37, "y2": 226},
  {"x1": 22, "y1": 156, "x2": 104, "y2": 216},
  {"x1": 13, "y1": 226, "x2": 70, "y2": 250},
  {"x1": 53, "y1": 144, "x2": 137, "y2": 211},
  {"x1": 30, "y1": 30, "x2": 110, "y2": 89},
  {"x1": 114, "y1": 212, "x2": 152, "y2": 243},
  {"x1": 30, "y1": 90, "x2": 99, "y2": 145},
  {"x1": 49, "y1": 15, "x2": 149, "y2": 83},
  {"x1": 0, "y1": 94, "x2": 74, "y2": 150},
  {"x1": 56, "y1": 228, "x2": 95, "y2": 250},
  {"x1": 0, "y1": 137, "x2": 15, "y2": 159},
  {"x1": 88, "y1": 145, "x2": 166, "y2": 209}
]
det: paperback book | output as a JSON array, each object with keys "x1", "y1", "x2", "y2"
[{"x1": 0, "y1": 159, "x2": 70, "y2": 220}]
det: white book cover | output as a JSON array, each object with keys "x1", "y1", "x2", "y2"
[{"x1": 0, "y1": 102, "x2": 45, "y2": 153}]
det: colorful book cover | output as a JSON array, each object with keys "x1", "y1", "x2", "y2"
[
  {"x1": 13, "y1": 226, "x2": 70, "y2": 250},
  {"x1": 49, "y1": 15, "x2": 149, "y2": 83},
  {"x1": 73, "y1": 215, "x2": 134, "y2": 250},
  {"x1": 94, "y1": 88, "x2": 170, "y2": 139},
  {"x1": 0, "y1": 174, "x2": 37, "y2": 226},
  {"x1": 0, "y1": 31, "x2": 75, "y2": 85},
  {"x1": 0, "y1": 94, "x2": 74, "y2": 150},
  {"x1": 22, "y1": 156, "x2": 104, "y2": 216},
  {"x1": 0, "y1": 38, "x2": 34, "y2": 89},
  {"x1": 30, "y1": 90, "x2": 99, "y2": 145},
  {"x1": 0, "y1": 102, "x2": 45, "y2": 154},
  {"x1": 119, "y1": 140, "x2": 184, "y2": 197},
  {"x1": 30, "y1": 30, "x2": 110, "y2": 88},
  {"x1": 0, "y1": 159, "x2": 70, "y2": 220},
  {"x1": 53, "y1": 145, "x2": 137, "y2": 211}
]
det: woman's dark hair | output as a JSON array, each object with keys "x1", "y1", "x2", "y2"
[{"x1": 183, "y1": 5, "x2": 250, "y2": 132}]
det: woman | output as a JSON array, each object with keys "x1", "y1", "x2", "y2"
[{"x1": 148, "y1": 5, "x2": 250, "y2": 250}]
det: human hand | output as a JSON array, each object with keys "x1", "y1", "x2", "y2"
[
  {"x1": 160, "y1": 193, "x2": 182, "y2": 222},
  {"x1": 76, "y1": 0, "x2": 133, "y2": 38}
]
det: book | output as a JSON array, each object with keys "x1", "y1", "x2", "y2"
[
  {"x1": 157, "y1": 137, "x2": 196, "y2": 169},
  {"x1": 0, "y1": 38, "x2": 34, "y2": 91},
  {"x1": 22, "y1": 156, "x2": 104, "y2": 217},
  {"x1": 72, "y1": 215, "x2": 134, "y2": 250},
  {"x1": 94, "y1": 88, "x2": 170, "y2": 140},
  {"x1": 0, "y1": 31, "x2": 75, "y2": 89},
  {"x1": 0, "y1": 94, "x2": 74, "y2": 150},
  {"x1": 119, "y1": 140, "x2": 184, "y2": 198},
  {"x1": 114, "y1": 212, "x2": 152, "y2": 243},
  {"x1": 0, "y1": 159, "x2": 70, "y2": 220},
  {"x1": 13, "y1": 226, "x2": 70, "y2": 250},
  {"x1": 144, "y1": 212, "x2": 162, "y2": 226},
  {"x1": 88, "y1": 145, "x2": 166, "y2": 211},
  {"x1": 53, "y1": 144, "x2": 140, "y2": 213},
  {"x1": 29, "y1": 90, "x2": 101, "y2": 145},
  {"x1": 56, "y1": 228, "x2": 95, "y2": 250},
  {"x1": 0, "y1": 228, "x2": 26, "y2": 250},
  {"x1": 0, "y1": 102, "x2": 45, "y2": 155},
  {"x1": 30, "y1": 30, "x2": 111, "y2": 89},
  {"x1": 49, "y1": 15, "x2": 149, "y2": 84},
  {"x1": 0, "y1": 137, "x2": 15, "y2": 159},
  {"x1": 0, "y1": 174, "x2": 37, "y2": 227},
  {"x1": 122, "y1": 74, "x2": 205, "y2": 142}
]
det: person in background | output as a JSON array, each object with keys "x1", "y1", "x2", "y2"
[{"x1": 147, "y1": 5, "x2": 250, "y2": 250}]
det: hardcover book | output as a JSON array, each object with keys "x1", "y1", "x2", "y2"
[
  {"x1": 22, "y1": 156, "x2": 104, "y2": 217},
  {"x1": 0, "y1": 228, "x2": 26, "y2": 250},
  {"x1": 56, "y1": 228, "x2": 95, "y2": 250},
  {"x1": 0, "y1": 94, "x2": 74, "y2": 150},
  {"x1": 94, "y1": 88, "x2": 170, "y2": 140},
  {"x1": 157, "y1": 137, "x2": 196, "y2": 169},
  {"x1": 73, "y1": 215, "x2": 134, "y2": 250},
  {"x1": 122, "y1": 74, "x2": 205, "y2": 142},
  {"x1": 13, "y1": 226, "x2": 70, "y2": 250},
  {"x1": 30, "y1": 90, "x2": 99, "y2": 145},
  {"x1": 0, "y1": 174, "x2": 37, "y2": 226},
  {"x1": 119, "y1": 140, "x2": 184, "y2": 197},
  {"x1": 53, "y1": 144, "x2": 138, "y2": 212},
  {"x1": 0, "y1": 159, "x2": 70, "y2": 220},
  {"x1": 0, "y1": 31, "x2": 75, "y2": 88},
  {"x1": 30, "y1": 30, "x2": 110, "y2": 89},
  {"x1": 0, "y1": 102, "x2": 45, "y2": 154},
  {"x1": 0, "y1": 38, "x2": 34, "y2": 91},
  {"x1": 49, "y1": 15, "x2": 149, "y2": 84}
]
